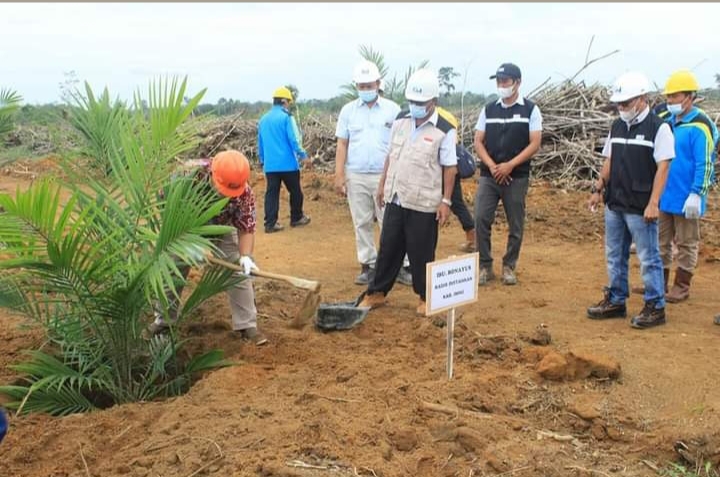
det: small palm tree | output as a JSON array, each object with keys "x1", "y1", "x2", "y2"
[
  {"x1": 0, "y1": 88, "x2": 22, "y2": 137},
  {"x1": 0, "y1": 77, "x2": 239, "y2": 415}
]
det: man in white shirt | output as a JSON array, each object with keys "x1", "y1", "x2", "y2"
[{"x1": 335, "y1": 60, "x2": 411, "y2": 286}]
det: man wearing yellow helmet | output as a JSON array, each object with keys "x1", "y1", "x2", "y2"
[
  {"x1": 257, "y1": 86, "x2": 312, "y2": 233},
  {"x1": 658, "y1": 70, "x2": 719, "y2": 304}
]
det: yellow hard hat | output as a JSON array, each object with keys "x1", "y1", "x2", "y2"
[
  {"x1": 272, "y1": 86, "x2": 294, "y2": 102},
  {"x1": 663, "y1": 70, "x2": 699, "y2": 95}
]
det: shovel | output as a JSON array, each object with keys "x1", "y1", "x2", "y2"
[
  {"x1": 206, "y1": 256, "x2": 321, "y2": 328},
  {"x1": 314, "y1": 291, "x2": 371, "y2": 332}
]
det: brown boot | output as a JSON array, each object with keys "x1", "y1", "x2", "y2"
[
  {"x1": 358, "y1": 291, "x2": 386, "y2": 309},
  {"x1": 416, "y1": 299, "x2": 426, "y2": 316},
  {"x1": 666, "y1": 268, "x2": 692, "y2": 303},
  {"x1": 631, "y1": 268, "x2": 669, "y2": 295}
]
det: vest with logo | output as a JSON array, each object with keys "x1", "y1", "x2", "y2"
[
  {"x1": 383, "y1": 113, "x2": 453, "y2": 213},
  {"x1": 605, "y1": 114, "x2": 664, "y2": 215},
  {"x1": 481, "y1": 99, "x2": 536, "y2": 178}
]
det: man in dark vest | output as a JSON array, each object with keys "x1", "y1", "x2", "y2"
[
  {"x1": 473, "y1": 63, "x2": 542, "y2": 286},
  {"x1": 587, "y1": 71, "x2": 675, "y2": 329}
]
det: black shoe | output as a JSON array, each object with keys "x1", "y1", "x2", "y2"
[
  {"x1": 290, "y1": 215, "x2": 311, "y2": 227},
  {"x1": 354, "y1": 264, "x2": 375, "y2": 285},
  {"x1": 714, "y1": 314, "x2": 720, "y2": 326},
  {"x1": 397, "y1": 266, "x2": 413, "y2": 286},
  {"x1": 265, "y1": 223, "x2": 284, "y2": 233},
  {"x1": 586, "y1": 289, "x2": 627, "y2": 320},
  {"x1": 630, "y1": 302, "x2": 666, "y2": 329}
]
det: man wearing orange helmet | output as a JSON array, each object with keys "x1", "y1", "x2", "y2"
[
  {"x1": 258, "y1": 86, "x2": 312, "y2": 233},
  {"x1": 150, "y1": 150, "x2": 268, "y2": 345}
]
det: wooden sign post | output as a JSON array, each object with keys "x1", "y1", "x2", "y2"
[{"x1": 425, "y1": 253, "x2": 479, "y2": 379}]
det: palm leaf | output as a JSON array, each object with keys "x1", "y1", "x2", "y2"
[{"x1": 0, "y1": 88, "x2": 22, "y2": 136}]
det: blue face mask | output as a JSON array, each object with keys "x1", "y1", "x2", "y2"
[
  {"x1": 666, "y1": 103, "x2": 683, "y2": 116},
  {"x1": 409, "y1": 103, "x2": 428, "y2": 119},
  {"x1": 358, "y1": 90, "x2": 378, "y2": 103}
]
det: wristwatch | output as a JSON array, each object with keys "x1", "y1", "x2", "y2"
[{"x1": 441, "y1": 198, "x2": 452, "y2": 206}]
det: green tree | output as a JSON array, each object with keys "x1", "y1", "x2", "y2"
[
  {"x1": 438, "y1": 66, "x2": 460, "y2": 97},
  {"x1": 0, "y1": 76, "x2": 236, "y2": 416}
]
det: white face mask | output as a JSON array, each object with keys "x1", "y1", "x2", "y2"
[
  {"x1": 497, "y1": 86, "x2": 515, "y2": 99},
  {"x1": 619, "y1": 109, "x2": 637, "y2": 123},
  {"x1": 666, "y1": 102, "x2": 684, "y2": 116}
]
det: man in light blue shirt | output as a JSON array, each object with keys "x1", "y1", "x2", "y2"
[{"x1": 335, "y1": 60, "x2": 409, "y2": 285}]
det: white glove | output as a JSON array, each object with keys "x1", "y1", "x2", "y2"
[
  {"x1": 239, "y1": 256, "x2": 258, "y2": 275},
  {"x1": 682, "y1": 193, "x2": 702, "y2": 219}
]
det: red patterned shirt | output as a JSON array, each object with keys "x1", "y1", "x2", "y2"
[{"x1": 192, "y1": 159, "x2": 257, "y2": 234}]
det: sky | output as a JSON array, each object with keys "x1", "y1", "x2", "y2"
[{"x1": 1, "y1": 2, "x2": 718, "y2": 105}]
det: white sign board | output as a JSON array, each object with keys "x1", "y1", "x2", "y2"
[{"x1": 425, "y1": 253, "x2": 479, "y2": 316}]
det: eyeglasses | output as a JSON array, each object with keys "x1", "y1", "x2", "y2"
[
  {"x1": 408, "y1": 100, "x2": 431, "y2": 106},
  {"x1": 617, "y1": 98, "x2": 636, "y2": 108}
]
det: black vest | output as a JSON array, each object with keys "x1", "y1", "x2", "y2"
[
  {"x1": 480, "y1": 98, "x2": 535, "y2": 178},
  {"x1": 605, "y1": 113, "x2": 664, "y2": 215}
]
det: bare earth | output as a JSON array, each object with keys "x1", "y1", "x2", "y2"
[{"x1": 1, "y1": 164, "x2": 720, "y2": 477}]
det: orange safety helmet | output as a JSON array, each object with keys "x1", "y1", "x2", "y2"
[{"x1": 211, "y1": 150, "x2": 250, "y2": 198}]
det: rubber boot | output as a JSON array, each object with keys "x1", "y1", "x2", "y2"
[
  {"x1": 631, "y1": 268, "x2": 669, "y2": 295},
  {"x1": 665, "y1": 268, "x2": 692, "y2": 303}
]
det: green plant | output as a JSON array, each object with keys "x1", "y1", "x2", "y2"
[
  {"x1": 663, "y1": 461, "x2": 718, "y2": 477},
  {"x1": 67, "y1": 82, "x2": 129, "y2": 176},
  {"x1": 0, "y1": 88, "x2": 23, "y2": 137},
  {"x1": 0, "y1": 76, "x2": 239, "y2": 416}
]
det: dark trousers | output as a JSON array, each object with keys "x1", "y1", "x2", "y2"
[
  {"x1": 264, "y1": 171, "x2": 304, "y2": 227},
  {"x1": 451, "y1": 175, "x2": 475, "y2": 231},
  {"x1": 368, "y1": 203, "x2": 438, "y2": 301},
  {"x1": 474, "y1": 175, "x2": 529, "y2": 270}
]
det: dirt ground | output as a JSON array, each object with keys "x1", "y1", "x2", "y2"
[{"x1": 2, "y1": 164, "x2": 720, "y2": 477}]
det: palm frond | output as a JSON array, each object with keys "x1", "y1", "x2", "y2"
[{"x1": 0, "y1": 88, "x2": 22, "y2": 136}]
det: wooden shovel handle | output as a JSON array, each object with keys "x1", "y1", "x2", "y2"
[{"x1": 206, "y1": 256, "x2": 320, "y2": 292}]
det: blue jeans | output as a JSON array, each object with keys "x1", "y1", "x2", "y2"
[{"x1": 605, "y1": 207, "x2": 665, "y2": 308}]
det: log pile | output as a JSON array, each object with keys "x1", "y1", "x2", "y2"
[{"x1": 189, "y1": 85, "x2": 720, "y2": 187}]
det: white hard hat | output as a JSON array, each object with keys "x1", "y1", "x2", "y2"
[
  {"x1": 353, "y1": 60, "x2": 381, "y2": 84},
  {"x1": 609, "y1": 71, "x2": 652, "y2": 102},
  {"x1": 405, "y1": 68, "x2": 439, "y2": 102}
]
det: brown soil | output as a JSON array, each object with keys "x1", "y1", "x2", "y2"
[{"x1": 2, "y1": 164, "x2": 720, "y2": 477}]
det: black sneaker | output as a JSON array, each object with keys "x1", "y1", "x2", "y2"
[
  {"x1": 265, "y1": 223, "x2": 284, "y2": 233},
  {"x1": 354, "y1": 264, "x2": 374, "y2": 285},
  {"x1": 290, "y1": 215, "x2": 311, "y2": 227},
  {"x1": 241, "y1": 327, "x2": 268, "y2": 346},
  {"x1": 396, "y1": 266, "x2": 412, "y2": 286},
  {"x1": 586, "y1": 289, "x2": 627, "y2": 320},
  {"x1": 630, "y1": 302, "x2": 666, "y2": 329}
]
